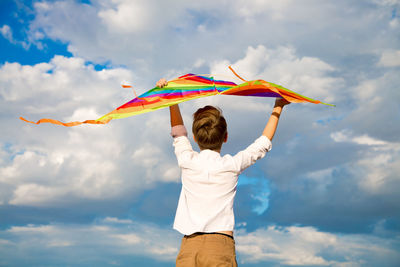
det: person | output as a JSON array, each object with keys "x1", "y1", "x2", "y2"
[{"x1": 156, "y1": 78, "x2": 290, "y2": 267}]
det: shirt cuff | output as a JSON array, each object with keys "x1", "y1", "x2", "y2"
[
  {"x1": 171, "y1": 125, "x2": 188, "y2": 138},
  {"x1": 257, "y1": 135, "x2": 273, "y2": 152}
]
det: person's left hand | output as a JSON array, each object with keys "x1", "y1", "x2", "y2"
[{"x1": 274, "y1": 97, "x2": 291, "y2": 107}]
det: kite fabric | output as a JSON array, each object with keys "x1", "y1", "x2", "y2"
[{"x1": 20, "y1": 68, "x2": 334, "y2": 127}]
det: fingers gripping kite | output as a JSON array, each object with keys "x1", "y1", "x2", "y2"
[{"x1": 20, "y1": 66, "x2": 334, "y2": 127}]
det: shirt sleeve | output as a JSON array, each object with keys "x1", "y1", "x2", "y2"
[
  {"x1": 171, "y1": 125, "x2": 188, "y2": 138},
  {"x1": 233, "y1": 135, "x2": 272, "y2": 172},
  {"x1": 172, "y1": 125, "x2": 195, "y2": 167}
]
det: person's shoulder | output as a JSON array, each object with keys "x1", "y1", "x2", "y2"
[
  {"x1": 221, "y1": 153, "x2": 236, "y2": 164},
  {"x1": 221, "y1": 153, "x2": 234, "y2": 160}
]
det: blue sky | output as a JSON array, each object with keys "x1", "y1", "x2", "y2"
[{"x1": 0, "y1": 0, "x2": 400, "y2": 266}]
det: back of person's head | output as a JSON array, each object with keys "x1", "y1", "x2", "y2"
[{"x1": 192, "y1": 105, "x2": 227, "y2": 151}]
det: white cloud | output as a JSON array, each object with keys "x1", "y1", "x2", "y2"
[
  {"x1": 1, "y1": 124, "x2": 135, "y2": 205},
  {"x1": 1, "y1": 218, "x2": 180, "y2": 263},
  {"x1": 0, "y1": 239, "x2": 11, "y2": 245},
  {"x1": 0, "y1": 24, "x2": 29, "y2": 49},
  {"x1": 352, "y1": 135, "x2": 389, "y2": 146},
  {"x1": 355, "y1": 144, "x2": 400, "y2": 194},
  {"x1": 342, "y1": 69, "x2": 400, "y2": 144},
  {"x1": 103, "y1": 217, "x2": 133, "y2": 224},
  {"x1": 112, "y1": 233, "x2": 141, "y2": 244},
  {"x1": 236, "y1": 225, "x2": 400, "y2": 266},
  {"x1": 372, "y1": 0, "x2": 400, "y2": 6},
  {"x1": 0, "y1": 55, "x2": 179, "y2": 206},
  {"x1": 98, "y1": 0, "x2": 152, "y2": 33},
  {"x1": 234, "y1": 0, "x2": 293, "y2": 20},
  {"x1": 96, "y1": 0, "x2": 190, "y2": 34},
  {"x1": 389, "y1": 17, "x2": 399, "y2": 28},
  {"x1": 25, "y1": 0, "x2": 400, "y2": 78},
  {"x1": 28, "y1": 0, "x2": 190, "y2": 68},
  {"x1": 0, "y1": 25, "x2": 13, "y2": 42},
  {"x1": 131, "y1": 142, "x2": 179, "y2": 183},
  {"x1": 331, "y1": 130, "x2": 388, "y2": 146},
  {"x1": 378, "y1": 50, "x2": 400, "y2": 67},
  {"x1": 329, "y1": 129, "x2": 400, "y2": 194},
  {"x1": 8, "y1": 224, "x2": 57, "y2": 234},
  {"x1": 10, "y1": 183, "x2": 68, "y2": 205},
  {"x1": 0, "y1": 55, "x2": 133, "y2": 105},
  {"x1": 1, "y1": 219, "x2": 399, "y2": 266}
]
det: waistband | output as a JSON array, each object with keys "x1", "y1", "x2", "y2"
[{"x1": 184, "y1": 232, "x2": 234, "y2": 240}]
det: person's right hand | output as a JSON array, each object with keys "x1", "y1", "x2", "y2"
[{"x1": 156, "y1": 78, "x2": 168, "y2": 88}]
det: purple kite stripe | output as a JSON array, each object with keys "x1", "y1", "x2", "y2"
[
  {"x1": 224, "y1": 89, "x2": 281, "y2": 98},
  {"x1": 247, "y1": 92, "x2": 282, "y2": 97},
  {"x1": 143, "y1": 90, "x2": 216, "y2": 99}
]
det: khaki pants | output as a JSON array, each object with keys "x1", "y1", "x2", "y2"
[{"x1": 176, "y1": 233, "x2": 238, "y2": 267}]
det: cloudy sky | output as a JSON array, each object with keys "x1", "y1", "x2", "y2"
[{"x1": 0, "y1": 0, "x2": 399, "y2": 266}]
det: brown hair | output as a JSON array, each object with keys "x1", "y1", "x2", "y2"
[{"x1": 192, "y1": 105, "x2": 227, "y2": 151}]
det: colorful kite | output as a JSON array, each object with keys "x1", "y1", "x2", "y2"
[{"x1": 20, "y1": 67, "x2": 334, "y2": 127}]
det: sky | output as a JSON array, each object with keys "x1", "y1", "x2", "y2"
[{"x1": 0, "y1": 0, "x2": 399, "y2": 266}]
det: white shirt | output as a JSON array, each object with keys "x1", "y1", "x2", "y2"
[{"x1": 171, "y1": 125, "x2": 272, "y2": 235}]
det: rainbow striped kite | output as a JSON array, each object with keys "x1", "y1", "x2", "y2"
[{"x1": 20, "y1": 68, "x2": 333, "y2": 127}]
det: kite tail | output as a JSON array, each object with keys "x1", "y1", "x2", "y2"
[
  {"x1": 319, "y1": 102, "x2": 335, "y2": 107},
  {"x1": 19, "y1": 117, "x2": 110, "y2": 127}
]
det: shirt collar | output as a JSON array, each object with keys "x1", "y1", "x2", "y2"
[{"x1": 200, "y1": 149, "x2": 221, "y2": 157}]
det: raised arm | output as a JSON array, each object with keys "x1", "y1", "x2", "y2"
[
  {"x1": 262, "y1": 98, "x2": 290, "y2": 141},
  {"x1": 170, "y1": 105, "x2": 184, "y2": 127},
  {"x1": 156, "y1": 78, "x2": 184, "y2": 127}
]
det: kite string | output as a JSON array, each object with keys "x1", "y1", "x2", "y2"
[
  {"x1": 172, "y1": 66, "x2": 247, "y2": 95},
  {"x1": 122, "y1": 84, "x2": 147, "y2": 109},
  {"x1": 122, "y1": 84, "x2": 141, "y2": 99}
]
